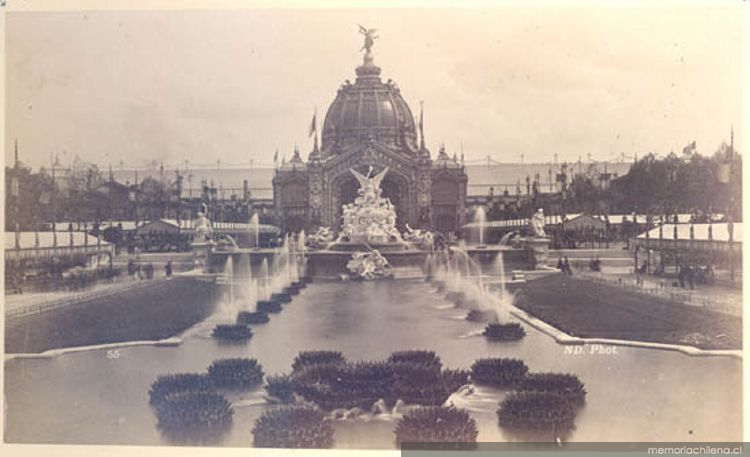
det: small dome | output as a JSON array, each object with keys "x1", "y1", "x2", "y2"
[{"x1": 321, "y1": 59, "x2": 418, "y2": 152}]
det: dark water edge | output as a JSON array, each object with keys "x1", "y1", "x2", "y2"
[{"x1": 5, "y1": 277, "x2": 220, "y2": 353}]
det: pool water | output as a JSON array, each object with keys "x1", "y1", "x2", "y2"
[{"x1": 4, "y1": 279, "x2": 742, "y2": 448}]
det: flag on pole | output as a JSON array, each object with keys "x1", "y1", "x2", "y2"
[
  {"x1": 308, "y1": 111, "x2": 317, "y2": 138},
  {"x1": 273, "y1": 149, "x2": 279, "y2": 164}
]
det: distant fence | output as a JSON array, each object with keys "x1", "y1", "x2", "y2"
[{"x1": 579, "y1": 272, "x2": 741, "y2": 317}]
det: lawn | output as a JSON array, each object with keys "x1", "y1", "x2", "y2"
[
  {"x1": 5, "y1": 277, "x2": 220, "y2": 353},
  {"x1": 515, "y1": 273, "x2": 741, "y2": 350}
]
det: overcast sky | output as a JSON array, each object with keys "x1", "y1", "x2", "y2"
[{"x1": 5, "y1": 4, "x2": 744, "y2": 169}]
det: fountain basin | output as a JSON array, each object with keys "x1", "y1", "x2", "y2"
[
  {"x1": 257, "y1": 301, "x2": 283, "y2": 313},
  {"x1": 270, "y1": 292, "x2": 293, "y2": 303},
  {"x1": 326, "y1": 241, "x2": 415, "y2": 252},
  {"x1": 445, "y1": 291, "x2": 473, "y2": 307},
  {"x1": 284, "y1": 285, "x2": 302, "y2": 295},
  {"x1": 466, "y1": 309, "x2": 498, "y2": 323},
  {"x1": 211, "y1": 324, "x2": 252, "y2": 341},
  {"x1": 207, "y1": 247, "x2": 528, "y2": 280},
  {"x1": 236, "y1": 311, "x2": 270, "y2": 325}
]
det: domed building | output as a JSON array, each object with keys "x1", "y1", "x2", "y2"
[{"x1": 273, "y1": 33, "x2": 467, "y2": 234}]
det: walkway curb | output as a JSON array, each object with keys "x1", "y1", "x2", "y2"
[
  {"x1": 509, "y1": 306, "x2": 742, "y2": 360},
  {"x1": 5, "y1": 337, "x2": 183, "y2": 362}
]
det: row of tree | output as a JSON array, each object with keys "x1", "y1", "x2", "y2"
[{"x1": 559, "y1": 141, "x2": 740, "y2": 220}]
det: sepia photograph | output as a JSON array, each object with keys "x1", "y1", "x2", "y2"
[{"x1": 1, "y1": 0, "x2": 745, "y2": 453}]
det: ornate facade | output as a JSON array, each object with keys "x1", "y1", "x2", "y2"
[{"x1": 273, "y1": 37, "x2": 467, "y2": 234}]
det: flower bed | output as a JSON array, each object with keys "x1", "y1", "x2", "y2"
[
  {"x1": 149, "y1": 373, "x2": 216, "y2": 409},
  {"x1": 236, "y1": 311, "x2": 270, "y2": 325},
  {"x1": 518, "y1": 373, "x2": 586, "y2": 407},
  {"x1": 155, "y1": 390, "x2": 233, "y2": 433},
  {"x1": 252, "y1": 406, "x2": 334, "y2": 448},
  {"x1": 483, "y1": 323, "x2": 526, "y2": 341},
  {"x1": 291, "y1": 350, "x2": 346, "y2": 372},
  {"x1": 211, "y1": 324, "x2": 252, "y2": 340},
  {"x1": 497, "y1": 391, "x2": 577, "y2": 430},
  {"x1": 207, "y1": 358, "x2": 265, "y2": 389},
  {"x1": 394, "y1": 406, "x2": 478, "y2": 447},
  {"x1": 470, "y1": 358, "x2": 528, "y2": 388},
  {"x1": 257, "y1": 300, "x2": 282, "y2": 313},
  {"x1": 265, "y1": 374, "x2": 295, "y2": 403}
]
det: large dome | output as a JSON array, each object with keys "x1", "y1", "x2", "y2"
[{"x1": 321, "y1": 59, "x2": 418, "y2": 153}]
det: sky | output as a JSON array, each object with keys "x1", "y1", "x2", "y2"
[{"x1": 4, "y1": 4, "x2": 745, "y2": 170}]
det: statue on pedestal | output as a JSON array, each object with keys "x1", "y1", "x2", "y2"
[{"x1": 529, "y1": 208, "x2": 548, "y2": 238}]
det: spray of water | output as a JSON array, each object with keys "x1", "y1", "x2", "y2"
[
  {"x1": 430, "y1": 246, "x2": 513, "y2": 322},
  {"x1": 473, "y1": 206, "x2": 487, "y2": 246},
  {"x1": 250, "y1": 213, "x2": 260, "y2": 248}
]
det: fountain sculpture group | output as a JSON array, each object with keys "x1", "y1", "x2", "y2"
[{"x1": 197, "y1": 164, "x2": 550, "y2": 305}]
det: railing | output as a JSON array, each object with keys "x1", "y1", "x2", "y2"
[
  {"x1": 5, "y1": 276, "x2": 169, "y2": 320},
  {"x1": 578, "y1": 271, "x2": 741, "y2": 317}
]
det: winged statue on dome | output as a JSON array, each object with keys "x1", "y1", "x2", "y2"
[{"x1": 358, "y1": 24, "x2": 378, "y2": 54}]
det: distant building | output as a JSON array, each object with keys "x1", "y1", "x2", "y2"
[{"x1": 273, "y1": 38, "x2": 467, "y2": 234}]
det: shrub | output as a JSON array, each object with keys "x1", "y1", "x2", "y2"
[
  {"x1": 252, "y1": 406, "x2": 334, "y2": 448},
  {"x1": 293, "y1": 361, "x2": 395, "y2": 411},
  {"x1": 257, "y1": 301, "x2": 282, "y2": 313},
  {"x1": 291, "y1": 350, "x2": 346, "y2": 372},
  {"x1": 388, "y1": 350, "x2": 442, "y2": 370},
  {"x1": 483, "y1": 323, "x2": 526, "y2": 341},
  {"x1": 470, "y1": 358, "x2": 528, "y2": 388},
  {"x1": 156, "y1": 391, "x2": 233, "y2": 432},
  {"x1": 207, "y1": 358, "x2": 264, "y2": 389},
  {"x1": 497, "y1": 391, "x2": 576, "y2": 430},
  {"x1": 518, "y1": 373, "x2": 586, "y2": 407},
  {"x1": 441, "y1": 368, "x2": 471, "y2": 394},
  {"x1": 149, "y1": 373, "x2": 215, "y2": 409},
  {"x1": 265, "y1": 374, "x2": 295, "y2": 403},
  {"x1": 391, "y1": 366, "x2": 471, "y2": 406},
  {"x1": 394, "y1": 406, "x2": 478, "y2": 447},
  {"x1": 236, "y1": 311, "x2": 270, "y2": 325},
  {"x1": 291, "y1": 362, "x2": 344, "y2": 404},
  {"x1": 212, "y1": 324, "x2": 252, "y2": 340},
  {"x1": 392, "y1": 363, "x2": 444, "y2": 405}
]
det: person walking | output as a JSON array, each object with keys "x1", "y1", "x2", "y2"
[
  {"x1": 563, "y1": 256, "x2": 572, "y2": 275},
  {"x1": 165, "y1": 260, "x2": 173, "y2": 278}
]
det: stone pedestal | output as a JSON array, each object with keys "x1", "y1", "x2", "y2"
[
  {"x1": 522, "y1": 237, "x2": 551, "y2": 270},
  {"x1": 190, "y1": 241, "x2": 212, "y2": 270}
]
